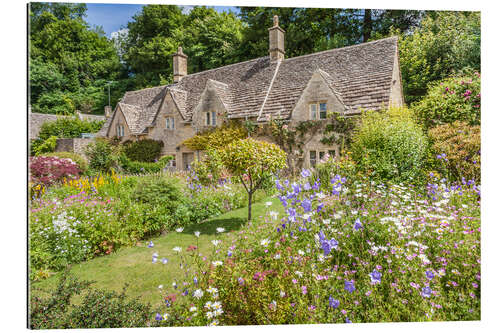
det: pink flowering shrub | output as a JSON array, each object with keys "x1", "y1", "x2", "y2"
[
  {"x1": 413, "y1": 72, "x2": 480, "y2": 129},
  {"x1": 30, "y1": 156, "x2": 81, "y2": 187}
]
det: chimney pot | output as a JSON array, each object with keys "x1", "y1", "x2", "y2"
[
  {"x1": 268, "y1": 16, "x2": 285, "y2": 62},
  {"x1": 173, "y1": 46, "x2": 188, "y2": 83}
]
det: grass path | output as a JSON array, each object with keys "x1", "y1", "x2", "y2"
[{"x1": 31, "y1": 196, "x2": 284, "y2": 307}]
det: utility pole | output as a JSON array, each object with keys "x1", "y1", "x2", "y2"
[{"x1": 107, "y1": 81, "x2": 113, "y2": 106}]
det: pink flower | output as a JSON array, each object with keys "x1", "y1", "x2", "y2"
[{"x1": 301, "y1": 286, "x2": 307, "y2": 295}]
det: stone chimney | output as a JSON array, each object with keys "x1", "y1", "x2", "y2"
[
  {"x1": 269, "y1": 15, "x2": 285, "y2": 62},
  {"x1": 104, "y1": 106, "x2": 112, "y2": 118},
  {"x1": 173, "y1": 46, "x2": 188, "y2": 83}
]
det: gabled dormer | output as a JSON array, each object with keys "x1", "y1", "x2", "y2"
[
  {"x1": 191, "y1": 79, "x2": 230, "y2": 132},
  {"x1": 289, "y1": 68, "x2": 347, "y2": 122}
]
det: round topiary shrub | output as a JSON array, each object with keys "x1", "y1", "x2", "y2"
[{"x1": 351, "y1": 107, "x2": 428, "y2": 183}]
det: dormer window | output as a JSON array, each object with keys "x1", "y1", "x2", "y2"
[
  {"x1": 166, "y1": 117, "x2": 175, "y2": 130},
  {"x1": 116, "y1": 124, "x2": 124, "y2": 137},
  {"x1": 309, "y1": 102, "x2": 327, "y2": 120},
  {"x1": 205, "y1": 111, "x2": 216, "y2": 126}
]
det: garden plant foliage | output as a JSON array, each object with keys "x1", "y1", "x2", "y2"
[
  {"x1": 350, "y1": 107, "x2": 428, "y2": 183},
  {"x1": 148, "y1": 167, "x2": 480, "y2": 325}
]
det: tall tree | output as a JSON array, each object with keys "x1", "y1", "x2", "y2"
[
  {"x1": 123, "y1": 5, "x2": 244, "y2": 87},
  {"x1": 29, "y1": 3, "x2": 124, "y2": 114},
  {"x1": 236, "y1": 7, "x2": 424, "y2": 61},
  {"x1": 123, "y1": 5, "x2": 184, "y2": 87},
  {"x1": 397, "y1": 11, "x2": 480, "y2": 104}
]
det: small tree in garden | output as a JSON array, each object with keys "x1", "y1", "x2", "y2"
[{"x1": 219, "y1": 138, "x2": 287, "y2": 221}]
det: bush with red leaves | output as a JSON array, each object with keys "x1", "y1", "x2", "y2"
[{"x1": 30, "y1": 156, "x2": 81, "y2": 186}]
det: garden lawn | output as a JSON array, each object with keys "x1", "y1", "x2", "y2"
[{"x1": 30, "y1": 196, "x2": 284, "y2": 307}]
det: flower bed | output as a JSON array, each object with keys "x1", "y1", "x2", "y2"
[{"x1": 149, "y1": 171, "x2": 480, "y2": 325}]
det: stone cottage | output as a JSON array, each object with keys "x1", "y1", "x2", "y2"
[{"x1": 99, "y1": 16, "x2": 404, "y2": 170}]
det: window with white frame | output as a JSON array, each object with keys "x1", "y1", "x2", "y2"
[
  {"x1": 116, "y1": 124, "x2": 124, "y2": 137},
  {"x1": 309, "y1": 102, "x2": 327, "y2": 120},
  {"x1": 310, "y1": 149, "x2": 336, "y2": 166},
  {"x1": 166, "y1": 117, "x2": 175, "y2": 129},
  {"x1": 309, "y1": 150, "x2": 317, "y2": 167},
  {"x1": 205, "y1": 111, "x2": 216, "y2": 126}
]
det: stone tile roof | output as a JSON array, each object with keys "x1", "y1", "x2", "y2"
[
  {"x1": 258, "y1": 37, "x2": 397, "y2": 120},
  {"x1": 77, "y1": 112, "x2": 106, "y2": 122},
  {"x1": 111, "y1": 36, "x2": 398, "y2": 132}
]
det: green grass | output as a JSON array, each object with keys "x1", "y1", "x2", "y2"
[{"x1": 31, "y1": 196, "x2": 284, "y2": 307}]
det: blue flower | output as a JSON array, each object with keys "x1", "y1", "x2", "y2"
[
  {"x1": 148, "y1": 241, "x2": 154, "y2": 248},
  {"x1": 301, "y1": 199, "x2": 312, "y2": 212},
  {"x1": 369, "y1": 269, "x2": 382, "y2": 284},
  {"x1": 329, "y1": 296, "x2": 339, "y2": 309},
  {"x1": 193, "y1": 277, "x2": 198, "y2": 285},
  {"x1": 161, "y1": 258, "x2": 168, "y2": 264},
  {"x1": 227, "y1": 250, "x2": 233, "y2": 257},
  {"x1": 425, "y1": 271, "x2": 434, "y2": 280},
  {"x1": 312, "y1": 181, "x2": 321, "y2": 191},
  {"x1": 275, "y1": 180, "x2": 284, "y2": 191},
  {"x1": 304, "y1": 182, "x2": 312, "y2": 191},
  {"x1": 353, "y1": 218, "x2": 363, "y2": 231},
  {"x1": 346, "y1": 317, "x2": 352, "y2": 323},
  {"x1": 155, "y1": 313, "x2": 163, "y2": 321},
  {"x1": 165, "y1": 299, "x2": 171, "y2": 307},
  {"x1": 301, "y1": 168, "x2": 311, "y2": 178},
  {"x1": 421, "y1": 286, "x2": 432, "y2": 298},
  {"x1": 292, "y1": 183, "x2": 301, "y2": 194},
  {"x1": 344, "y1": 280, "x2": 355, "y2": 293}
]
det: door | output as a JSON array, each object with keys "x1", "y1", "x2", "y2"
[{"x1": 182, "y1": 152, "x2": 194, "y2": 171}]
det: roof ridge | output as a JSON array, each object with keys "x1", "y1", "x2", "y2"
[
  {"x1": 257, "y1": 60, "x2": 282, "y2": 121},
  {"x1": 173, "y1": 56, "x2": 269, "y2": 81},
  {"x1": 281, "y1": 36, "x2": 398, "y2": 63}
]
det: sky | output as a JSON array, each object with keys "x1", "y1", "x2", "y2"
[{"x1": 85, "y1": 3, "x2": 240, "y2": 37}]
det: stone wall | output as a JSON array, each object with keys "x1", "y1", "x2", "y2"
[
  {"x1": 29, "y1": 112, "x2": 65, "y2": 139},
  {"x1": 55, "y1": 138, "x2": 94, "y2": 159}
]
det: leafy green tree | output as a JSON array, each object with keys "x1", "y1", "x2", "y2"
[
  {"x1": 236, "y1": 7, "x2": 424, "y2": 61},
  {"x1": 219, "y1": 138, "x2": 287, "y2": 221},
  {"x1": 29, "y1": 3, "x2": 125, "y2": 114},
  {"x1": 123, "y1": 5, "x2": 184, "y2": 87},
  {"x1": 178, "y1": 6, "x2": 243, "y2": 73},
  {"x1": 397, "y1": 11, "x2": 480, "y2": 104}
]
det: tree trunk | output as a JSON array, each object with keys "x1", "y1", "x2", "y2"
[
  {"x1": 247, "y1": 191, "x2": 252, "y2": 221},
  {"x1": 363, "y1": 9, "x2": 372, "y2": 42}
]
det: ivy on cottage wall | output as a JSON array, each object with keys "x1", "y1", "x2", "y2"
[{"x1": 261, "y1": 114, "x2": 356, "y2": 155}]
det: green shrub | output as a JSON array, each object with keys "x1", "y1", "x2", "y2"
[
  {"x1": 428, "y1": 121, "x2": 480, "y2": 182},
  {"x1": 132, "y1": 175, "x2": 182, "y2": 209},
  {"x1": 85, "y1": 139, "x2": 117, "y2": 172},
  {"x1": 38, "y1": 117, "x2": 104, "y2": 141},
  {"x1": 351, "y1": 107, "x2": 428, "y2": 183},
  {"x1": 313, "y1": 153, "x2": 358, "y2": 191},
  {"x1": 42, "y1": 152, "x2": 88, "y2": 173},
  {"x1": 30, "y1": 274, "x2": 152, "y2": 329},
  {"x1": 122, "y1": 139, "x2": 164, "y2": 162},
  {"x1": 413, "y1": 73, "x2": 481, "y2": 129},
  {"x1": 189, "y1": 149, "x2": 227, "y2": 187},
  {"x1": 118, "y1": 154, "x2": 172, "y2": 174},
  {"x1": 33, "y1": 135, "x2": 58, "y2": 155}
]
